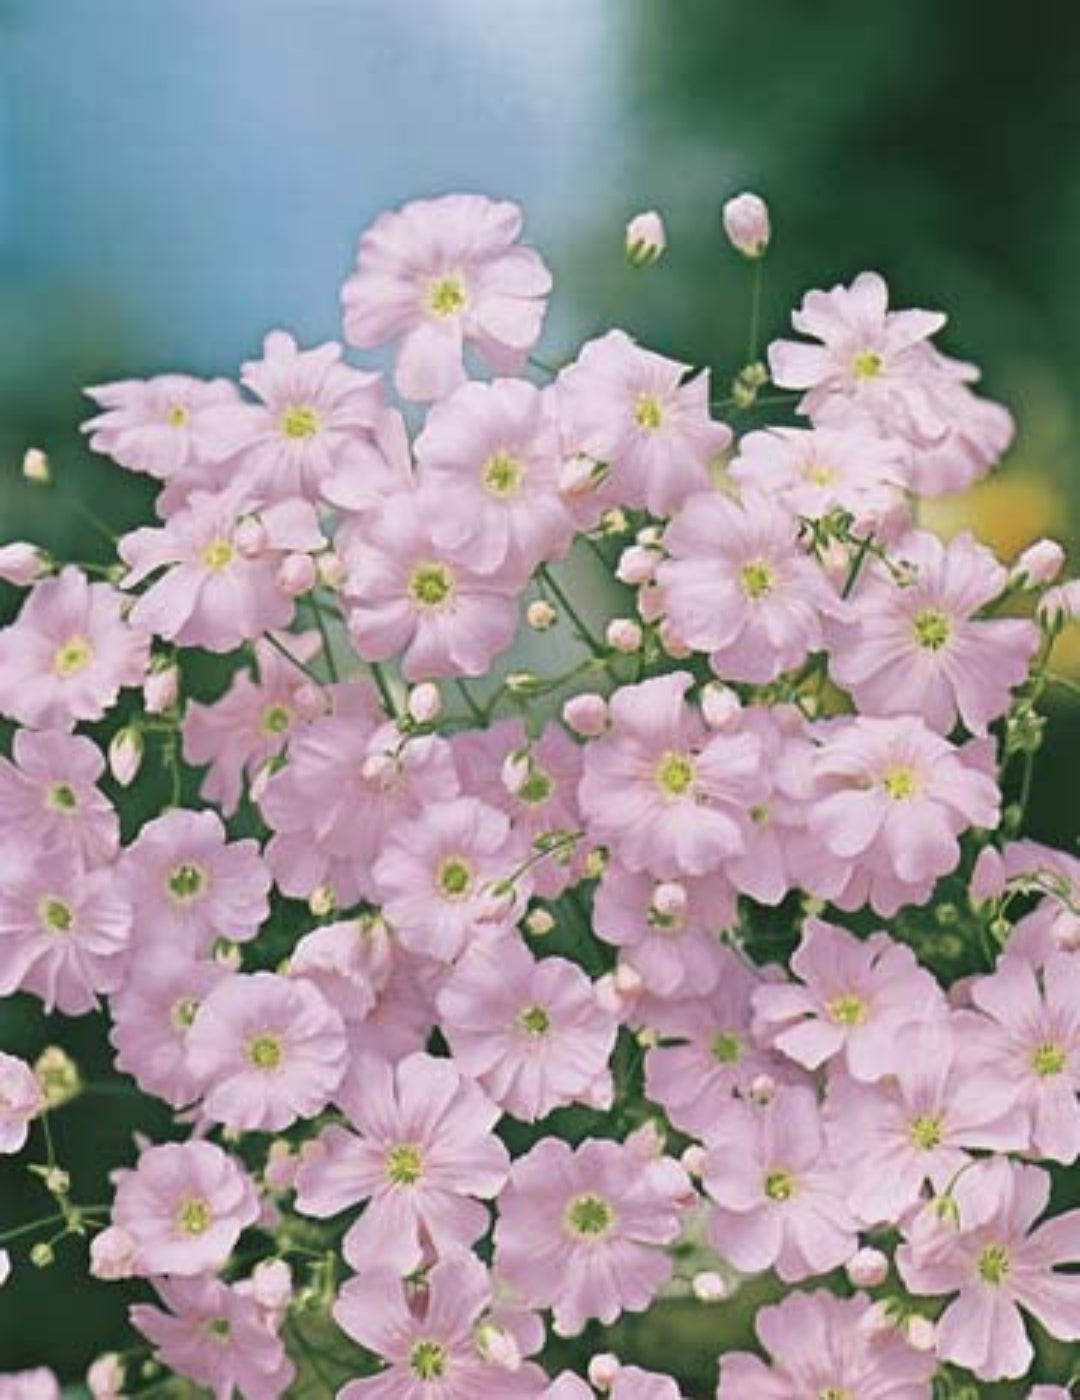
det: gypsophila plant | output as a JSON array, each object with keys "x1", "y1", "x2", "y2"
[{"x1": 2, "y1": 191, "x2": 1080, "y2": 1400}]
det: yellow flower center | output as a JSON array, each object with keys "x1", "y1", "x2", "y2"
[
  {"x1": 247, "y1": 1033, "x2": 284, "y2": 1071},
  {"x1": 385, "y1": 1143, "x2": 424, "y2": 1186},
  {"x1": 427, "y1": 275, "x2": 467, "y2": 318},
  {"x1": 167, "y1": 862, "x2": 207, "y2": 903},
  {"x1": 200, "y1": 539, "x2": 235, "y2": 572},
  {"x1": 711, "y1": 1031, "x2": 743, "y2": 1064},
  {"x1": 176, "y1": 1195, "x2": 212, "y2": 1235},
  {"x1": 740, "y1": 560, "x2": 775, "y2": 599},
  {"x1": 852, "y1": 349, "x2": 884, "y2": 379},
  {"x1": 38, "y1": 896, "x2": 74, "y2": 935},
  {"x1": 565, "y1": 1192, "x2": 616, "y2": 1238},
  {"x1": 260, "y1": 703, "x2": 293, "y2": 736},
  {"x1": 655, "y1": 750, "x2": 696, "y2": 799},
  {"x1": 977, "y1": 1243, "x2": 1010, "y2": 1286},
  {"x1": 909, "y1": 1114, "x2": 944, "y2": 1151},
  {"x1": 52, "y1": 636, "x2": 94, "y2": 678},
  {"x1": 802, "y1": 460, "x2": 836, "y2": 486},
  {"x1": 167, "y1": 405, "x2": 190, "y2": 428},
  {"x1": 437, "y1": 857, "x2": 473, "y2": 900},
  {"x1": 408, "y1": 561, "x2": 455, "y2": 610},
  {"x1": 1032, "y1": 1041, "x2": 1067, "y2": 1077},
  {"x1": 170, "y1": 996, "x2": 199, "y2": 1030},
  {"x1": 882, "y1": 765, "x2": 920, "y2": 801},
  {"x1": 519, "y1": 1005, "x2": 551, "y2": 1037},
  {"x1": 827, "y1": 993, "x2": 867, "y2": 1027},
  {"x1": 634, "y1": 393, "x2": 665, "y2": 431},
  {"x1": 764, "y1": 1168, "x2": 796, "y2": 1202},
  {"x1": 913, "y1": 608, "x2": 952, "y2": 651},
  {"x1": 46, "y1": 783, "x2": 79, "y2": 813},
  {"x1": 481, "y1": 449, "x2": 526, "y2": 498},
  {"x1": 279, "y1": 404, "x2": 321, "y2": 440},
  {"x1": 409, "y1": 1340, "x2": 448, "y2": 1381}
]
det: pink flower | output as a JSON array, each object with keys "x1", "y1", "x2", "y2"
[
  {"x1": 344, "y1": 486, "x2": 522, "y2": 681},
  {"x1": 593, "y1": 863, "x2": 736, "y2": 998},
  {"x1": 829, "y1": 530, "x2": 1037, "y2": 733},
  {"x1": 333, "y1": 1253, "x2": 547, "y2": 1400},
  {"x1": 823, "y1": 1018, "x2": 1025, "y2": 1226},
  {"x1": 261, "y1": 689, "x2": 459, "y2": 904},
  {"x1": 556, "y1": 330, "x2": 730, "y2": 517},
  {"x1": 372, "y1": 796, "x2": 526, "y2": 962},
  {"x1": 0, "y1": 1052, "x2": 43, "y2": 1153},
  {"x1": 752, "y1": 918, "x2": 945, "y2": 1081},
  {"x1": 195, "y1": 330, "x2": 401, "y2": 506},
  {"x1": 436, "y1": 935, "x2": 617, "y2": 1120},
  {"x1": 898, "y1": 1158, "x2": 1080, "y2": 1381},
  {"x1": 728, "y1": 425, "x2": 907, "y2": 531},
  {"x1": 808, "y1": 716, "x2": 1000, "y2": 916},
  {"x1": 0, "y1": 849, "x2": 131, "y2": 1013},
  {"x1": 109, "y1": 947, "x2": 231, "y2": 1108},
  {"x1": 578, "y1": 672, "x2": 763, "y2": 878},
  {"x1": 82, "y1": 374, "x2": 239, "y2": 481},
  {"x1": 0, "y1": 568, "x2": 148, "y2": 728},
  {"x1": 120, "y1": 809, "x2": 270, "y2": 956},
  {"x1": 0, "y1": 1373, "x2": 60, "y2": 1400},
  {"x1": 643, "y1": 952, "x2": 801, "y2": 1137},
  {"x1": 0, "y1": 729, "x2": 118, "y2": 866},
  {"x1": 703, "y1": 1087, "x2": 857, "y2": 1282},
  {"x1": 717, "y1": 1289, "x2": 934, "y2": 1399},
  {"x1": 186, "y1": 972, "x2": 346, "y2": 1132},
  {"x1": 112, "y1": 1140, "x2": 259, "y2": 1276},
  {"x1": 182, "y1": 632, "x2": 326, "y2": 815},
  {"x1": 287, "y1": 913, "x2": 394, "y2": 1029},
  {"x1": 131, "y1": 1275, "x2": 294, "y2": 1400},
  {"x1": 954, "y1": 952, "x2": 1080, "y2": 1162},
  {"x1": 415, "y1": 378, "x2": 575, "y2": 575},
  {"x1": 657, "y1": 489, "x2": 842, "y2": 683},
  {"x1": 119, "y1": 486, "x2": 323, "y2": 652},
  {"x1": 342, "y1": 193, "x2": 552, "y2": 401},
  {"x1": 294, "y1": 1051, "x2": 508, "y2": 1273},
  {"x1": 494, "y1": 1137, "x2": 690, "y2": 1335}
]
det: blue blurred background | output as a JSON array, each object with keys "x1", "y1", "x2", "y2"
[{"x1": 1, "y1": 1, "x2": 1079, "y2": 1391}]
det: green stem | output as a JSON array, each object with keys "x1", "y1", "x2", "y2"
[
  {"x1": 305, "y1": 595, "x2": 340, "y2": 684},
  {"x1": 1048, "y1": 671, "x2": 1080, "y2": 700},
  {"x1": 263, "y1": 632, "x2": 325, "y2": 688},
  {"x1": 369, "y1": 661, "x2": 399, "y2": 718},
  {"x1": 747, "y1": 257, "x2": 765, "y2": 363},
  {"x1": 454, "y1": 678, "x2": 486, "y2": 724},
  {"x1": 537, "y1": 564, "x2": 606, "y2": 659}
]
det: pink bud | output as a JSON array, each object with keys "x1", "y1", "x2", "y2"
[
  {"x1": 1013, "y1": 538, "x2": 1065, "y2": 587},
  {"x1": 87, "y1": 1355, "x2": 124, "y2": 1400},
  {"x1": 143, "y1": 662, "x2": 179, "y2": 714},
  {"x1": 407, "y1": 681, "x2": 441, "y2": 725},
  {"x1": 691, "y1": 1271, "x2": 728, "y2": 1303},
  {"x1": 906, "y1": 1316, "x2": 936, "y2": 1352},
  {"x1": 233, "y1": 515, "x2": 268, "y2": 558},
  {"x1": 251, "y1": 1258, "x2": 293, "y2": 1314},
  {"x1": 1038, "y1": 579, "x2": 1080, "y2": 627},
  {"x1": 563, "y1": 693, "x2": 608, "y2": 736},
  {"x1": 970, "y1": 846, "x2": 1007, "y2": 905},
  {"x1": 652, "y1": 881, "x2": 688, "y2": 920},
  {"x1": 501, "y1": 749, "x2": 532, "y2": 796},
  {"x1": 588, "y1": 1354, "x2": 621, "y2": 1391},
  {"x1": 616, "y1": 544, "x2": 659, "y2": 586},
  {"x1": 681, "y1": 1144, "x2": 707, "y2": 1177},
  {"x1": 613, "y1": 962, "x2": 644, "y2": 999},
  {"x1": 559, "y1": 454, "x2": 603, "y2": 497},
  {"x1": 636, "y1": 582, "x2": 664, "y2": 623},
  {"x1": 0, "y1": 542, "x2": 46, "y2": 586},
  {"x1": 264, "y1": 1141, "x2": 299, "y2": 1192},
  {"x1": 277, "y1": 552, "x2": 317, "y2": 597},
  {"x1": 858, "y1": 1301, "x2": 893, "y2": 1340},
  {"x1": 316, "y1": 550, "x2": 348, "y2": 589},
  {"x1": 659, "y1": 621, "x2": 692, "y2": 658},
  {"x1": 90, "y1": 1227, "x2": 137, "y2": 1281},
  {"x1": 722, "y1": 191, "x2": 771, "y2": 257},
  {"x1": 526, "y1": 599, "x2": 558, "y2": 631},
  {"x1": 625, "y1": 1121, "x2": 665, "y2": 1160},
  {"x1": 605, "y1": 618, "x2": 643, "y2": 653},
  {"x1": 626, "y1": 210, "x2": 667, "y2": 267},
  {"x1": 846, "y1": 1246, "x2": 889, "y2": 1288},
  {"x1": 107, "y1": 728, "x2": 143, "y2": 788},
  {"x1": 748, "y1": 1073, "x2": 776, "y2": 1104},
  {"x1": 701, "y1": 681, "x2": 741, "y2": 729},
  {"x1": 475, "y1": 1324, "x2": 522, "y2": 1371}
]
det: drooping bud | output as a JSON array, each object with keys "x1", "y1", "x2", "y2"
[
  {"x1": 588, "y1": 1354, "x2": 621, "y2": 1391},
  {"x1": 1011, "y1": 538, "x2": 1065, "y2": 588},
  {"x1": 625, "y1": 210, "x2": 667, "y2": 267},
  {"x1": 722, "y1": 191, "x2": 771, "y2": 258}
]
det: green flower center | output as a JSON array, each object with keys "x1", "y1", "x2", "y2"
[
  {"x1": 206, "y1": 1318, "x2": 231, "y2": 1341},
  {"x1": 52, "y1": 636, "x2": 94, "y2": 678},
  {"x1": 519, "y1": 1004, "x2": 551, "y2": 1037},
  {"x1": 977, "y1": 1243, "x2": 1010, "y2": 1286},
  {"x1": 260, "y1": 703, "x2": 293, "y2": 735},
  {"x1": 427, "y1": 275, "x2": 467, "y2": 318},
  {"x1": 819, "y1": 1390, "x2": 854, "y2": 1400},
  {"x1": 38, "y1": 896, "x2": 74, "y2": 935},
  {"x1": 882, "y1": 765, "x2": 920, "y2": 801},
  {"x1": 827, "y1": 993, "x2": 867, "y2": 1027},
  {"x1": 711, "y1": 1031, "x2": 743, "y2": 1064},
  {"x1": 385, "y1": 1143, "x2": 424, "y2": 1186},
  {"x1": 167, "y1": 405, "x2": 190, "y2": 428},
  {"x1": 764, "y1": 1168, "x2": 796, "y2": 1202},
  {"x1": 565, "y1": 1192, "x2": 616, "y2": 1238},
  {"x1": 167, "y1": 862, "x2": 207, "y2": 903},
  {"x1": 176, "y1": 1195, "x2": 212, "y2": 1235},
  {"x1": 409, "y1": 1340, "x2": 448, "y2": 1381},
  {"x1": 518, "y1": 767, "x2": 554, "y2": 805},
  {"x1": 634, "y1": 393, "x2": 664, "y2": 431},
  {"x1": 909, "y1": 1114, "x2": 944, "y2": 1151},
  {"x1": 248, "y1": 1033, "x2": 284, "y2": 1071},
  {"x1": 200, "y1": 538, "x2": 235, "y2": 572},
  {"x1": 171, "y1": 996, "x2": 199, "y2": 1030},
  {"x1": 437, "y1": 857, "x2": 473, "y2": 900},
  {"x1": 655, "y1": 750, "x2": 695, "y2": 799},
  {"x1": 913, "y1": 608, "x2": 952, "y2": 651},
  {"x1": 408, "y1": 561, "x2": 455, "y2": 610},
  {"x1": 46, "y1": 783, "x2": 79, "y2": 813},
  {"x1": 279, "y1": 404, "x2": 321, "y2": 440},
  {"x1": 852, "y1": 349, "x2": 884, "y2": 379},
  {"x1": 740, "y1": 559, "x2": 775, "y2": 599},
  {"x1": 1032, "y1": 1040, "x2": 1067, "y2": 1077},
  {"x1": 482, "y1": 449, "x2": 526, "y2": 498}
]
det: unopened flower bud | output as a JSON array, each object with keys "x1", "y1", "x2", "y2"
[
  {"x1": 0, "y1": 542, "x2": 47, "y2": 586},
  {"x1": 22, "y1": 447, "x2": 50, "y2": 483},
  {"x1": 90, "y1": 1227, "x2": 137, "y2": 1281},
  {"x1": 588, "y1": 1354, "x2": 621, "y2": 1391},
  {"x1": 858, "y1": 1300, "x2": 894, "y2": 1340},
  {"x1": 563, "y1": 693, "x2": 608, "y2": 737},
  {"x1": 316, "y1": 550, "x2": 347, "y2": 589},
  {"x1": 0, "y1": 1250, "x2": 10, "y2": 1288},
  {"x1": 906, "y1": 1315, "x2": 936, "y2": 1351},
  {"x1": 626, "y1": 210, "x2": 667, "y2": 267},
  {"x1": 652, "y1": 881, "x2": 688, "y2": 921},
  {"x1": 87, "y1": 1354, "x2": 125, "y2": 1400},
  {"x1": 659, "y1": 621, "x2": 692, "y2": 659},
  {"x1": 30, "y1": 1242, "x2": 54, "y2": 1269},
  {"x1": 722, "y1": 192, "x2": 771, "y2": 258},
  {"x1": 308, "y1": 884, "x2": 336, "y2": 918},
  {"x1": 277, "y1": 552, "x2": 317, "y2": 597},
  {"x1": 526, "y1": 599, "x2": 558, "y2": 631},
  {"x1": 614, "y1": 962, "x2": 644, "y2": 999},
  {"x1": 1012, "y1": 538, "x2": 1065, "y2": 588},
  {"x1": 406, "y1": 681, "x2": 441, "y2": 725},
  {"x1": 626, "y1": 1121, "x2": 665, "y2": 1160},
  {"x1": 501, "y1": 748, "x2": 531, "y2": 796},
  {"x1": 524, "y1": 907, "x2": 555, "y2": 936},
  {"x1": 251, "y1": 1258, "x2": 293, "y2": 1314},
  {"x1": 846, "y1": 1246, "x2": 889, "y2": 1288},
  {"x1": 475, "y1": 1323, "x2": 521, "y2": 1371},
  {"x1": 701, "y1": 681, "x2": 741, "y2": 730},
  {"x1": 108, "y1": 727, "x2": 143, "y2": 787},
  {"x1": 616, "y1": 545, "x2": 658, "y2": 587},
  {"x1": 681, "y1": 1144, "x2": 707, "y2": 1178},
  {"x1": 143, "y1": 661, "x2": 179, "y2": 714},
  {"x1": 560, "y1": 454, "x2": 604, "y2": 497},
  {"x1": 606, "y1": 618, "x2": 643, "y2": 653},
  {"x1": 748, "y1": 1073, "x2": 776, "y2": 1104},
  {"x1": 692, "y1": 1271, "x2": 728, "y2": 1303},
  {"x1": 506, "y1": 671, "x2": 541, "y2": 695},
  {"x1": 264, "y1": 1141, "x2": 299, "y2": 1192},
  {"x1": 600, "y1": 507, "x2": 628, "y2": 536},
  {"x1": 44, "y1": 1167, "x2": 71, "y2": 1197},
  {"x1": 1038, "y1": 579, "x2": 1080, "y2": 628},
  {"x1": 34, "y1": 1046, "x2": 81, "y2": 1108},
  {"x1": 233, "y1": 515, "x2": 268, "y2": 558}
]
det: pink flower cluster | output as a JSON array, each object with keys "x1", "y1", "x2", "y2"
[{"x1": 1, "y1": 190, "x2": 1077, "y2": 1400}]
